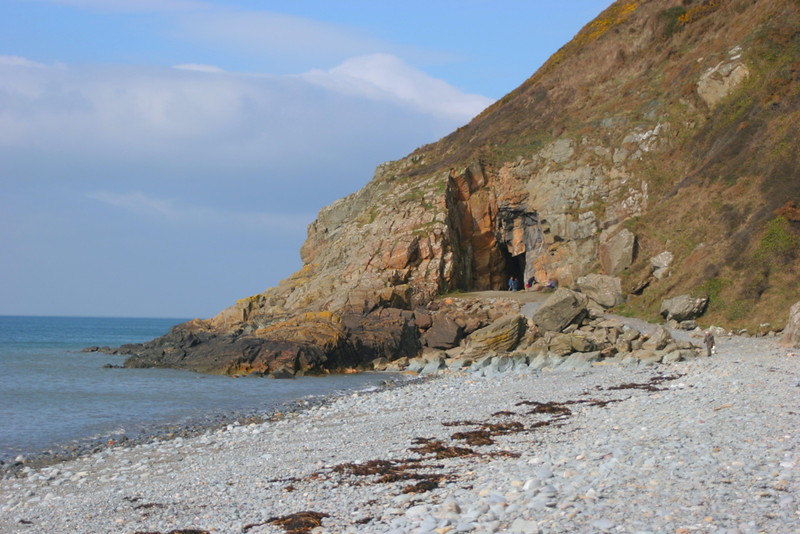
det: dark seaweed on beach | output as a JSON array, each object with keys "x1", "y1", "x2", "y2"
[
  {"x1": 491, "y1": 410, "x2": 517, "y2": 417},
  {"x1": 604, "y1": 373, "x2": 683, "y2": 392},
  {"x1": 401, "y1": 479, "x2": 440, "y2": 493},
  {"x1": 451, "y1": 430, "x2": 495, "y2": 446},
  {"x1": 441, "y1": 419, "x2": 481, "y2": 427},
  {"x1": 409, "y1": 438, "x2": 475, "y2": 459},
  {"x1": 517, "y1": 400, "x2": 573, "y2": 416},
  {"x1": 262, "y1": 511, "x2": 329, "y2": 534}
]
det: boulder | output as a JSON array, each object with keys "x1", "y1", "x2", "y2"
[
  {"x1": 780, "y1": 301, "x2": 800, "y2": 348},
  {"x1": 642, "y1": 325, "x2": 674, "y2": 351},
  {"x1": 660, "y1": 295, "x2": 709, "y2": 321},
  {"x1": 650, "y1": 251, "x2": 673, "y2": 280},
  {"x1": 421, "y1": 314, "x2": 463, "y2": 349},
  {"x1": 576, "y1": 274, "x2": 624, "y2": 308},
  {"x1": 427, "y1": 296, "x2": 521, "y2": 335},
  {"x1": 531, "y1": 288, "x2": 589, "y2": 332},
  {"x1": 465, "y1": 314, "x2": 527, "y2": 353},
  {"x1": 599, "y1": 228, "x2": 636, "y2": 275}
]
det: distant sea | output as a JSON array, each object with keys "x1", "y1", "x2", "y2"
[{"x1": 0, "y1": 316, "x2": 395, "y2": 463}]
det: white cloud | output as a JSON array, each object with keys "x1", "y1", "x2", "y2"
[
  {"x1": 302, "y1": 54, "x2": 493, "y2": 120},
  {"x1": 87, "y1": 191, "x2": 314, "y2": 233},
  {"x1": 0, "y1": 53, "x2": 488, "y2": 170}
]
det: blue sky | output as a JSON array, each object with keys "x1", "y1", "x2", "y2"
[{"x1": 1, "y1": 0, "x2": 610, "y2": 319}]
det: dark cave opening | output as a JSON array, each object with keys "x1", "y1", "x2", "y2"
[{"x1": 500, "y1": 245, "x2": 526, "y2": 290}]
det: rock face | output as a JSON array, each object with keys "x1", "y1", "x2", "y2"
[{"x1": 119, "y1": 0, "x2": 800, "y2": 374}]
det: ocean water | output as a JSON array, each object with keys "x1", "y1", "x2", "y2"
[{"x1": 0, "y1": 316, "x2": 396, "y2": 462}]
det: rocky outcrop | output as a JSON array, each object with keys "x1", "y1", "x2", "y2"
[
  {"x1": 118, "y1": 0, "x2": 800, "y2": 374},
  {"x1": 697, "y1": 47, "x2": 750, "y2": 109}
]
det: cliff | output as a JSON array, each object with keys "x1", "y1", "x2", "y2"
[{"x1": 118, "y1": 0, "x2": 800, "y2": 375}]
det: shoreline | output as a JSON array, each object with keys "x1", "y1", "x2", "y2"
[
  {"x1": 0, "y1": 372, "x2": 418, "y2": 478},
  {"x1": 2, "y1": 332, "x2": 798, "y2": 533}
]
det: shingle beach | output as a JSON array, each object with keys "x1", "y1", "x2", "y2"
[{"x1": 2, "y1": 329, "x2": 799, "y2": 534}]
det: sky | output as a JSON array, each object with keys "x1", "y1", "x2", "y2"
[{"x1": 1, "y1": 0, "x2": 611, "y2": 319}]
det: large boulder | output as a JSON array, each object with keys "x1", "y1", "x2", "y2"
[
  {"x1": 642, "y1": 325, "x2": 674, "y2": 351},
  {"x1": 780, "y1": 301, "x2": 800, "y2": 348},
  {"x1": 531, "y1": 288, "x2": 589, "y2": 332},
  {"x1": 427, "y1": 296, "x2": 521, "y2": 335},
  {"x1": 576, "y1": 274, "x2": 624, "y2": 308},
  {"x1": 599, "y1": 228, "x2": 636, "y2": 275},
  {"x1": 660, "y1": 295, "x2": 709, "y2": 322},
  {"x1": 421, "y1": 314, "x2": 463, "y2": 349},
  {"x1": 465, "y1": 314, "x2": 527, "y2": 353}
]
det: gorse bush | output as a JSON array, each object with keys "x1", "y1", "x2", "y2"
[{"x1": 756, "y1": 216, "x2": 799, "y2": 264}]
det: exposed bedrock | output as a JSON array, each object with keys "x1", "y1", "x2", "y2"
[{"x1": 113, "y1": 0, "x2": 800, "y2": 374}]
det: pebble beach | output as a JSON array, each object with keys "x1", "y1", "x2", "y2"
[{"x1": 1, "y1": 330, "x2": 799, "y2": 534}]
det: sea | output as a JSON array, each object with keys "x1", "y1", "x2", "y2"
[{"x1": 0, "y1": 315, "x2": 398, "y2": 463}]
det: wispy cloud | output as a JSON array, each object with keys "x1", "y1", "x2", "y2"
[
  {"x1": 302, "y1": 54, "x2": 492, "y2": 120},
  {"x1": 0, "y1": 53, "x2": 489, "y2": 183}
]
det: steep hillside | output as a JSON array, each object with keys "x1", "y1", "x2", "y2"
[{"x1": 116, "y1": 0, "x2": 800, "y2": 375}]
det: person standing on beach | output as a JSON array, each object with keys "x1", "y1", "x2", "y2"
[{"x1": 704, "y1": 330, "x2": 716, "y2": 356}]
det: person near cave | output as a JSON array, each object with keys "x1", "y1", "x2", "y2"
[{"x1": 526, "y1": 275, "x2": 536, "y2": 289}]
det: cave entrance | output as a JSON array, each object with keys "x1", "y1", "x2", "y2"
[{"x1": 500, "y1": 245, "x2": 526, "y2": 289}]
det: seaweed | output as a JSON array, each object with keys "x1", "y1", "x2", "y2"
[
  {"x1": 409, "y1": 438, "x2": 475, "y2": 459},
  {"x1": 243, "y1": 512, "x2": 329, "y2": 534}
]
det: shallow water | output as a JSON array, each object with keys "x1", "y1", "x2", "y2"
[{"x1": 0, "y1": 316, "x2": 394, "y2": 461}]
